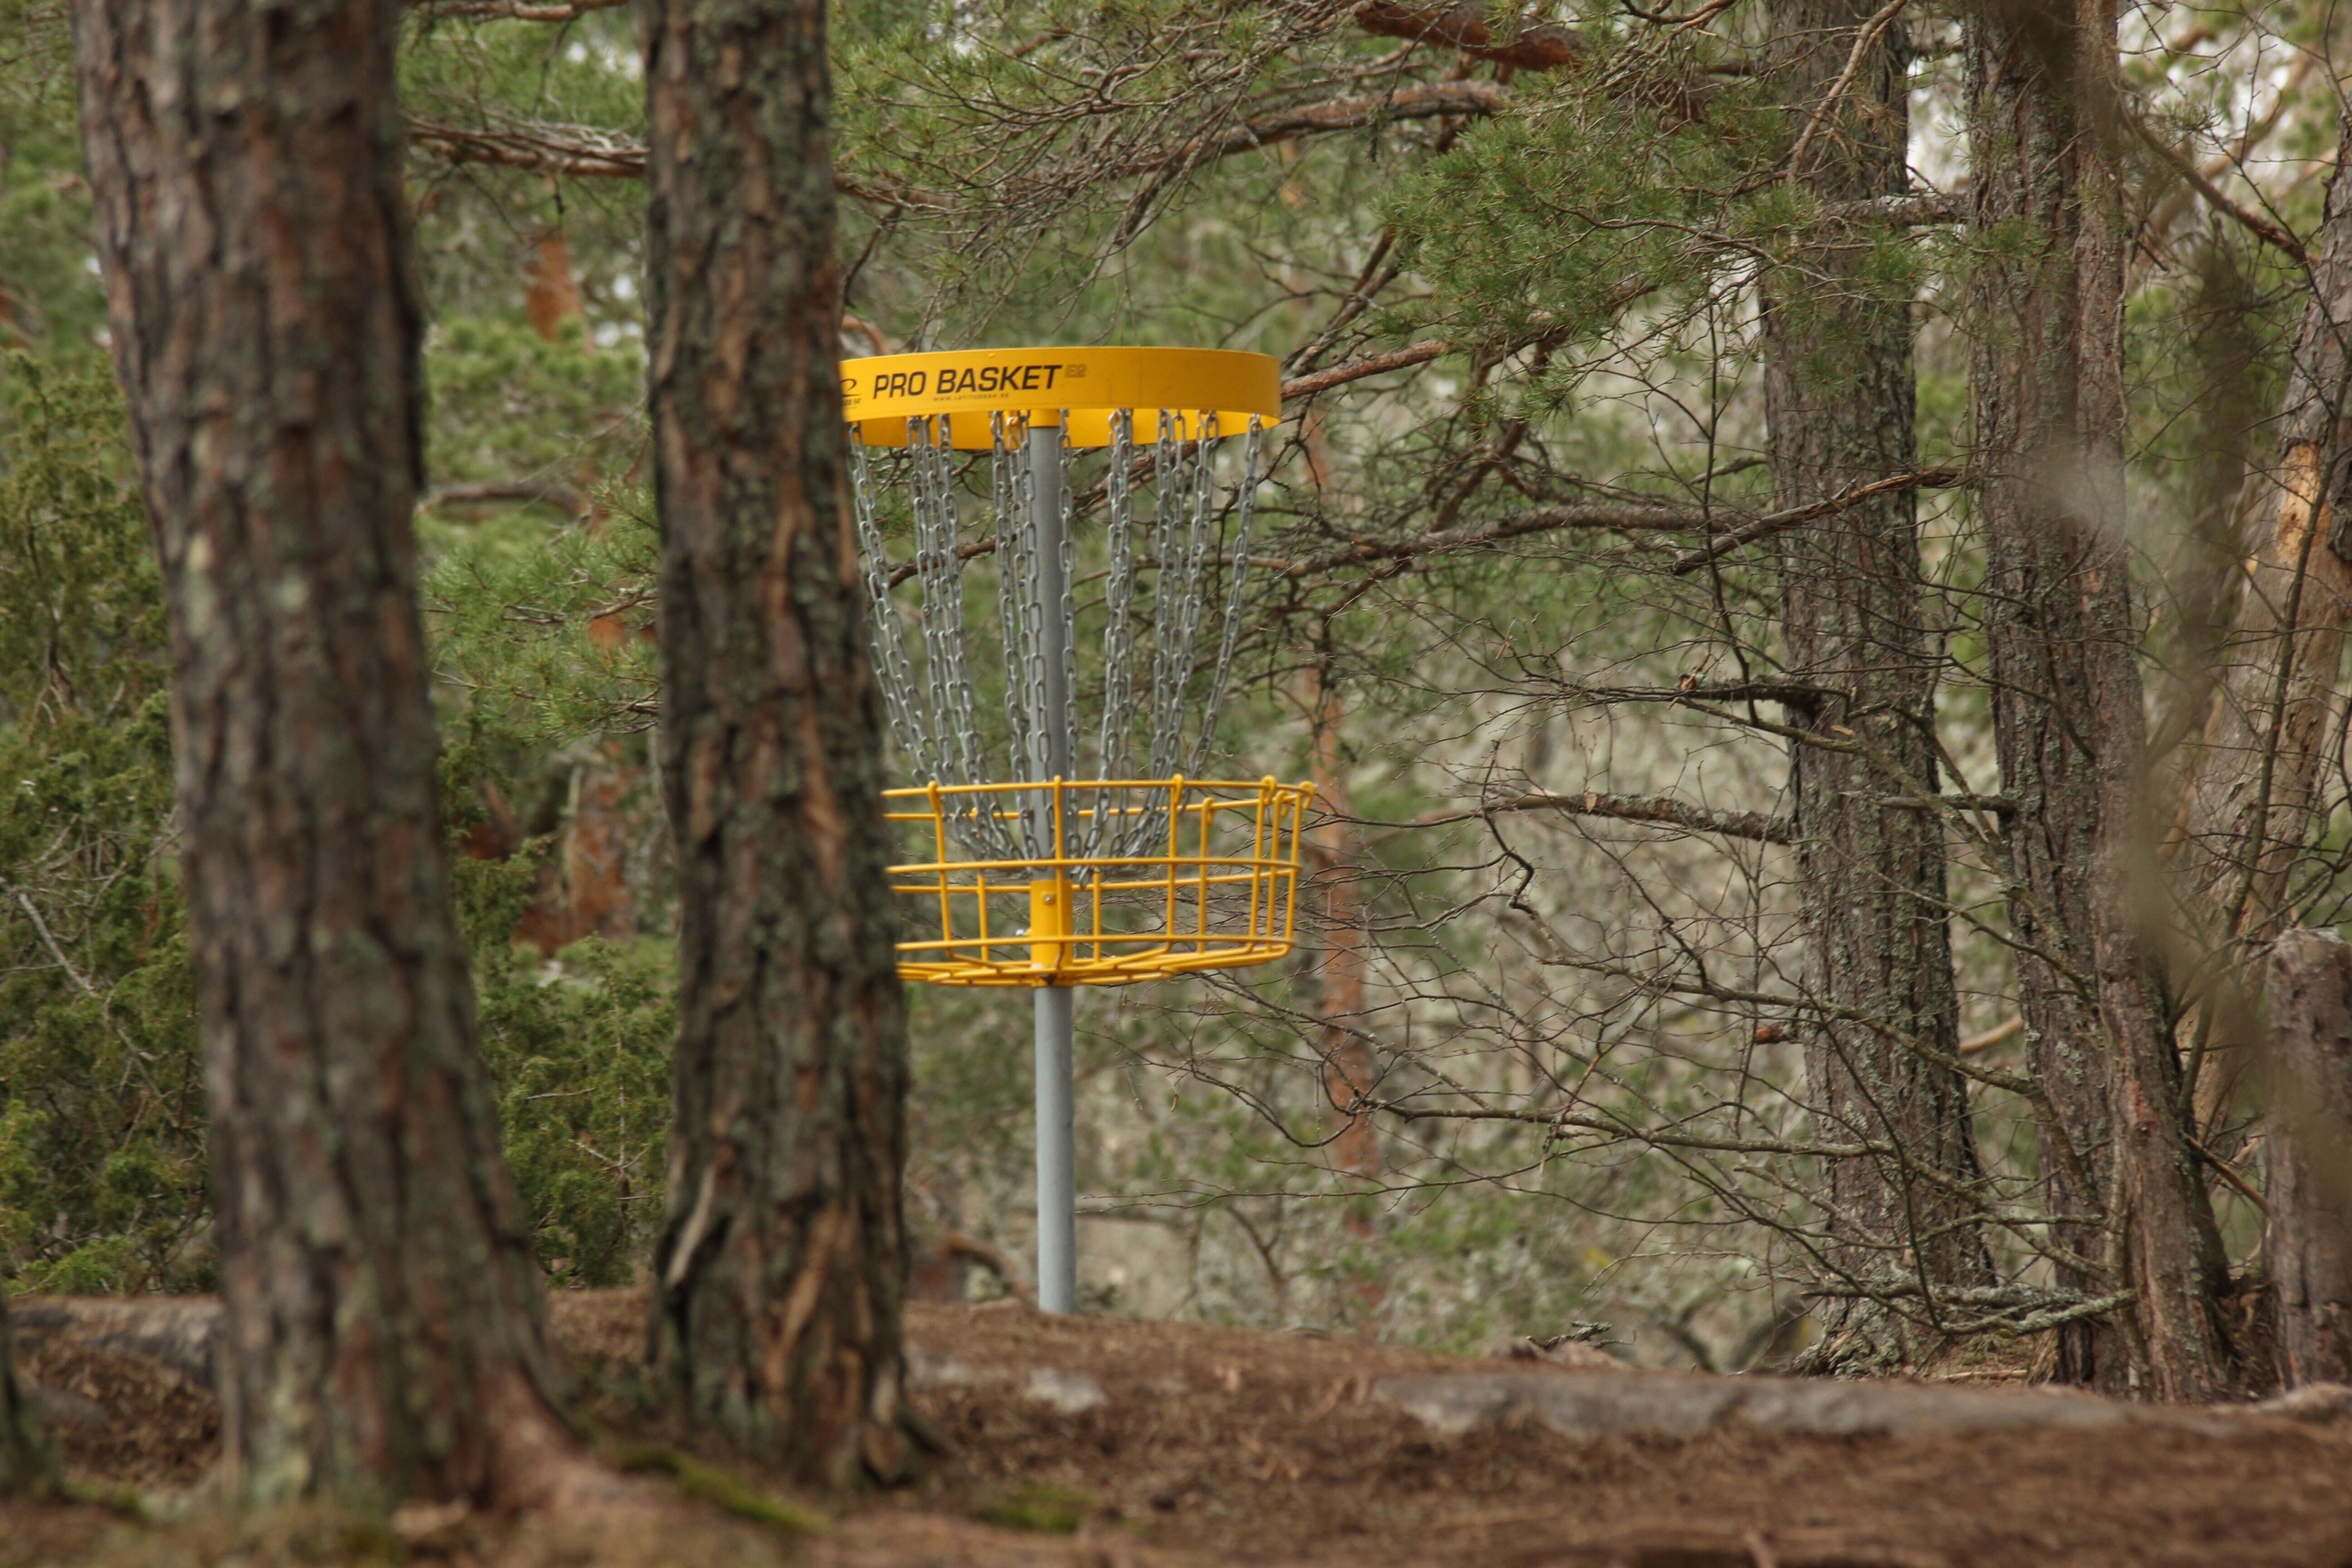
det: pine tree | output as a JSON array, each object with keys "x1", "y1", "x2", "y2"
[
  {"x1": 641, "y1": 0, "x2": 917, "y2": 1484},
  {"x1": 73, "y1": 0, "x2": 588, "y2": 1503}
]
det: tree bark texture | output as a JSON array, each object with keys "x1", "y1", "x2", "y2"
[
  {"x1": 0, "y1": 1292, "x2": 54, "y2": 1496},
  {"x1": 1762, "y1": 0, "x2": 1991, "y2": 1363},
  {"x1": 2179, "y1": 111, "x2": 2352, "y2": 945},
  {"x1": 1966, "y1": 0, "x2": 2234, "y2": 1398},
  {"x1": 74, "y1": 0, "x2": 574, "y2": 1504},
  {"x1": 1303, "y1": 657, "x2": 1381, "y2": 1181},
  {"x1": 640, "y1": 0, "x2": 914, "y2": 1486},
  {"x1": 2262, "y1": 929, "x2": 2352, "y2": 1386}
]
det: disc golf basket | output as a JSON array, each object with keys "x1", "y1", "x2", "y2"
[{"x1": 844, "y1": 346, "x2": 1309, "y2": 1312}]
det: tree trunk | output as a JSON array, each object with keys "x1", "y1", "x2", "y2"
[
  {"x1": 640, "y1": 0, "x2": 915, "y2": 1486},
  {"x1": 1303, "y1": 655, "x2": 1381, "y2": 1181},
  {"x1": 0, "y1": 1293, "x2": 54, "y2": 1496},
  {"x1": 1966, "y1": 0, "x2": 2234, "y2": 1398},
  {"x1": 74, "y1": 0, "x2": 579, "y2": 1505},
  {"x1": 1762, "y1": 0, "x2": 1990, "y2": 1367},
  {"x1": 2263, "y1": 929, "x2": 2352, "y2": 1386},
  {"x1": 2178, "y1": 107, "x2": 2352, "y2": 982}
]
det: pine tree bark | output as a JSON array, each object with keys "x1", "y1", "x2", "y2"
[
  {"x1": 1762, "y1": 0, "x2": 1990, "y2": 1364},
  {"x1": 640, "y1": 0, "x2": 915, "y2": 1486},
  {"x1": 2262, "y1": 929, "x2": 2352, "y2": 1386},
  {"x1": 1303, "y1": 655, "x2": 1381, "y2": 1181},
  {"x1": 1966, "y1": 0, "x2": 2234, "y2": 1398},
  {"x1": 74, "y1": 0, "x2": 579, "y2": 1504},
  {"x1": 1, "y1": 1293, "x2": 55, "y2": 1496},
  {"x1": 2180, "y1": 110, "x2": 2352, "y2": 944}
]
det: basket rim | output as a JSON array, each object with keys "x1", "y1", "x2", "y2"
[{"x1": 842, "y1": 345, "x2": 1281, "y2": 449}]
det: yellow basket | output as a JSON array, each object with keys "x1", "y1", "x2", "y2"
[{"x1": 887, "y1": 777, "x2": 1313, "y2": 986}]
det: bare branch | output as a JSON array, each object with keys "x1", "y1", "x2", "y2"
[
  {"x1": 425, "y1": 479, "x2": 592, "y2": 520},
  {"x1": 1352, "y1": 2, "x2": 1585, "y2": 71},
  {"x1": 1142, "y1": 79, "x2": 1507, "y2": 176},
  {"x1": 1668, "y1": 466, "x2": 1961, "y2": 575},
  {"x1": 1495, "y1": 789, "x2": 1792, "y2": 844},
  {"x1": 1265, "y1": 497, "x2": 1705, "y2": 576},
  {"x1": 2125, "y1": 107, "x2": 2310, "y2": 270},
  {"x1": 408, "y1": 0, "x2": 626, "y2": 20}
]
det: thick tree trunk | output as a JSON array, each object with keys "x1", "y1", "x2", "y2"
[
  {"x1": 1762, "y1": 0, "x2": 1990, "y2": 1366},
  {"x1": 1966, "y1": 0, "x2": 2234, "y2": 1399},
  {"x1": 2179, "y1": 112, "x2": 2352, "y2": 942},
  {"x1": 74, "y1": 0, "x2": 578, "y2": 1505},
  {"x1": 0, "y1": 1293, "x2": 53, "y2": 1496},
  {"x1": 640, "y1": 0, "x2": 914, "y2": 1486},
  {"x1": 2263, "y1": 930, "x2": 2352, "y2": 1386}
]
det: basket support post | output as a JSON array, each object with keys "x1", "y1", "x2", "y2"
[
  {"x1": 1034, "y1": 982, "x2": 1076, "y2": 1313},
  {"x1": 1028, "y1": 423, "x2": 1080, "y2": 1313}
]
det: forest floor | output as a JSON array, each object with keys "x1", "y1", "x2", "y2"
[{"x1": 5, "y1": 1290, "x2": 2352, "y2": 1568}]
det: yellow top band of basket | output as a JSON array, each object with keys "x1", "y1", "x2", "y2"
[{"x1": 841, "y1": 346, "x2": 1281, "y2": 449}]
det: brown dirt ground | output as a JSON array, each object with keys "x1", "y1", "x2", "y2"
[{"x1": 4, "y1": 1290, "x2": 2350, "y2": 1568}]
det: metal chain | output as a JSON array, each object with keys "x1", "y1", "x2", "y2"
[
  {"x1": 1187, "y1": 415, "x2": 1262, "y2": 778},
  {"x1": 851, "y1": 401, "x2": 1260, "y2": 866},
  {"x1": 992, "y1": 412, "x2": 1033, "y2": 804},
  {"x1": 1084, "y1": 409, "x2": 1138, "y2": 861},
  {"x1": 1057, "y1": 418, "x2": 1078, "y2": 789},
  {"x1": 1142, "y1": 411, "x2": 1188, "y2": 782},
  {"x1": 851, "y1": 440, "x2": 937, "y2": 786},
  {"x1": 912, "y1": 417, "x2": 1010, "y2": 858}
]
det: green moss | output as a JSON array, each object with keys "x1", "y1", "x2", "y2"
[
  {"x1": 972, "y1": 1484, "x2": 1091, "y2": 1534},
  {"x1": 609, "y1": 1446, "x2": 827, "y2": 1535}
]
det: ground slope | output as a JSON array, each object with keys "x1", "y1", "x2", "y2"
[{"x1": 2, "y1": 1292, "x2": 2347, "y2": 1567}]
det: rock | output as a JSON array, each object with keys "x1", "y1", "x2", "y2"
[
  {"x1": 23, "y1": 1381, "x2": 111, "y2": 1429},
  {"x1": 1495, "y1": 1334, "x2": 1624, "y2": 1370},
  {"x1": 1374, "y1": 1370, "x2": 2245, "y2": 1443},
  {"x1": 2247, "y1": 1381, "x2": 2352, "y2": 1423},
  {"x1": 906, "y1": 1349, "x2": 998, "y2": 1390},
  {"x1": 9, "y1": 1295, "x2": 221, "y2": 1390},
  {"x1": 1023, "y1": 1367, "x2": 1107, "y2": 1414}
]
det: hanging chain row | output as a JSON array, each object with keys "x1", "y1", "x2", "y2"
[{"x1": 855, "y1": 408, "x2": 1263, "y2": 864}]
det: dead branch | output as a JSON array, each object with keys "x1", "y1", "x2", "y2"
[
  {"x1": 1138, "y1": 79, "x2": 1507, "y2": 176},
  {"x1": 1352, "y1": 2, "x2": 1584, "y2": 71},
  {"x1": 2125, "y1": 107, "x2": 2310, "y2": 270},
  {"x1": 409, "y1": 0, "x2": 627, "y2": 20},
  {"x1": 425, "y1": 479, "x2": 592, "y2": 520},
  {"x1": 1668, "y1": 466, "x2": 1962, "y2": 575},
  {"x1": 1265, "y1": 497, "x2": 1706, "y2": 576},
  {"x1": 1280, "y1": 338, "x2": 1452, "y2": 401},
  {"x1": 1496, "y1": 789, "x2": 1793, "y2": 844}
]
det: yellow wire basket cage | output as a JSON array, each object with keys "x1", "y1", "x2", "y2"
[
  {"x1": 847, "y1": 344, "x2": 1307, "y2": 988},
  {"x1": 887, "y1": 776, "x2": 1313, "y2": 986}
]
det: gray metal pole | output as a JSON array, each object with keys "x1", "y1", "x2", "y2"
[
  {"x1": 1033, "y1": 983, "x2": 1076, "y2": 1312},
  {"x1": 1027, "y1": 420, "x2": 1078, "y2": 1313}
]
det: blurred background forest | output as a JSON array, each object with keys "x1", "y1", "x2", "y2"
[{"x1": 2, "y1": 0, "x2": 2345, "y2": 1383}]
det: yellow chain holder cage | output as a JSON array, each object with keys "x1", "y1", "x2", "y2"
[
  {"x1": 886, "y1": 777, "x2": 1313, "y2": 988},
  {"x1": 845, "y1": 346, "x2": 1309, "y2": 987}
]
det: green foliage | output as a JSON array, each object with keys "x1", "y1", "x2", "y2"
[
  {"x1": 0, "y1": 348, "x2": 676, "y2": 1294},
  {"x1": 469, "y1": 880, "x2": 675, "y2": 1287},
  {"x1": 423, "y1": 502, "x2": 659, "y2": 753},
  {"x1": 0, "y1": 358, "x2": 201, "y2": 1293},
  {"x1": 426, "y1": 314, "x2": 644, "y2": 488},
  {"x1": 0, "y1": 0, "x2": 107, "y2": 352}
]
